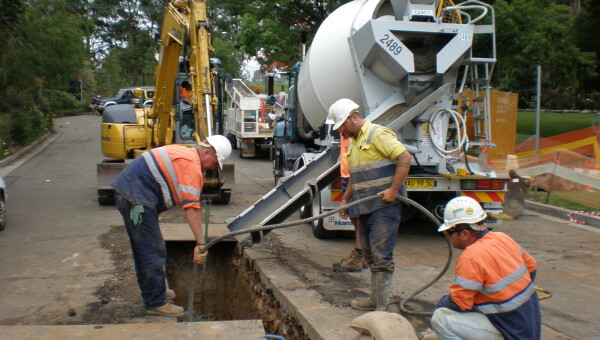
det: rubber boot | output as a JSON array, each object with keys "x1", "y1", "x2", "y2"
[
  {"x1": 351, "y1": 271, "x2": 393, "y2": 311},
  {"x1": 351, "y1": 272, "x2": 377, "y2": 311},
  {"x1": 375, "y1": 271, "x2": 392, "y2": 311}
]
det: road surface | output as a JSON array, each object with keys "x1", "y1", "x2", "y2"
[{"x1": 0, "y1": 115, "x2": 598, "y2": 339}]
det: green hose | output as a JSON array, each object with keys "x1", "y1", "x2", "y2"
[{"x1": 186, "y1": 194, "x2": 453, "y2": 320}]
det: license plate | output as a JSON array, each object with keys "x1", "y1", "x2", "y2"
[{"x1": 406, "y1": 178, "x2": 435, "y2": 189}]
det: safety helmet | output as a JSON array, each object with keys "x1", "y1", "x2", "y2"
[
  {"x1": 328, "y1": 98, "x2": 359, "y2": 130},
  {"x1": 205, "y1": 135, "x2": 232, "y2": 170},
  {"x1": 438, "y1": 196, "x2": 487, "y2": 232}
]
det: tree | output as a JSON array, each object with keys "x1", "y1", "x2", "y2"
[
  {"x1": 91, "y1": 0, "x2": 159, "y2": 87},
  {"x1": 220, "y1": 0, "x2": 351, "y2": 72},
  {"x1": 493, "y1": 0, "x2": 595, "y2": 108},
  {"x1": 0, "y1": 0, "x2": 86, "y2": 150},
  {"x1": 572, "y1": 0, "x2": 600, "y2": 93},
  {"x1": 0, "y1": 0, "x2": 24, "y2": 66},
  {"x1": 211, "y1": 37, "x2": 244, "y2": 77}
]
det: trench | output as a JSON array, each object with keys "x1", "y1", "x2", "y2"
[{"x1": 165, "y1": 241, "x2": 305, "y2": 340}]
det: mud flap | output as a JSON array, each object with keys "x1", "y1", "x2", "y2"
[
  {"x1": 208, "y1": 164, "x2": 235, "y2": 204},
  {"x1": 221, "y1": 164, "x2": 235, "y2": 190},
  {"x1": 502, "y1": 169, "x2": 531, "y2": 218}
]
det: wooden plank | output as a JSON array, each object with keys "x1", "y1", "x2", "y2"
[
  {"x1": 160, "y1": 223, "x2": 237, "y2": 242},
  {"x1": 0, "y1": 320, "x2": 265, "y2": 339}
]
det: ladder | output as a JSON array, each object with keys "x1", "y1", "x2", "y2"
[
  {"x1": 468, "y1": 62, "x2": 495, "y2": 151},
  {"x1": 225, "y1": 79, "x2": 257, "y2": 108}
]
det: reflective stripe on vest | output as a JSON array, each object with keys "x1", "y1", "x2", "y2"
[
  {"x1": 349, "y1": 125, "x2": 401, "y2": 215},
  {"x1": 142, "y1": 151, "x2": 175, "y2": 208},
  {"x1": 475, "y1": 283, "x2": 536, "y2": 314},
  {"x1": 142, "y1": 148, "x2": 202, "y2": 209},
  {"x1": 455, "y1": 263, "x2": 529, "y2": 294}
]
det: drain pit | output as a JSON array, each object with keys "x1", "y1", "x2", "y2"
[{"x1": 165, "y1": 241, "x2": 305, "y2": 339}]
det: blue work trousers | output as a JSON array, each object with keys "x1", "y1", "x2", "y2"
[
  {"x1": 358, "y1": 204, "x2": 402, "y2": 272},
  {"x1": 115, "y1": 193, "x2": 168, "y2": 309}
]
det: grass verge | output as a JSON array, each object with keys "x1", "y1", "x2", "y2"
[{"x1": 526, "y1": 190, "x2": 597, "y2": 212}]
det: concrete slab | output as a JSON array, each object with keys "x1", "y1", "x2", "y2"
[{"x1": 0, "y1": 320, "x2": 265, "y2": 339}]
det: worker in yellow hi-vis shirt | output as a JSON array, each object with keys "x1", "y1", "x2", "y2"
[{"x1": 328, "y1": 98, "x2": 412, "y2": 312}]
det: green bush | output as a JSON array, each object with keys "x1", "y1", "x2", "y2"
[
  {"x1": 8, "y1": 108, "x2": 52, "y2": 146},
  {"x1": 44, "y1": 89, "x2": 86, "y2": 117},
  {"x1": 0, "y1": 140, "x2": 9, "y2": 159}
]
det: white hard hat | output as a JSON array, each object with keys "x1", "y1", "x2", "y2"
[
  {"x1": 438, "y1": 196, "x2": 487, "y2": 232},
  {"x1": 328, "y1": 98, "x2": 359, "y2": 130},
  {"x1": 205, "y1": 135, "x2": 232, "y2": 170}
]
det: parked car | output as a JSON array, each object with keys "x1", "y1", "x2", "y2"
[
  {"x1": 0, "y1": 177, "x2": 6, "y2": 231},
  {"x1": 96, "y1": 86, "x2": 155, "y2": 114}
]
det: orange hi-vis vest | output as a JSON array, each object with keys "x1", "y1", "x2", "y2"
[
  {"x1": 451, "y1": 230, "x2": 537, "y2": 314},
  {"x1": 142, "y1": 145, "x2": 204, "y2": 209}
]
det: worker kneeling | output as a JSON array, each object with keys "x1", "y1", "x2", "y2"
[
  {"x1": 432, "y1": 196, "x2": 541, "y2": 340},
  {"x1": 111, "y1": 135, "x2": 232, "y2": 318}
]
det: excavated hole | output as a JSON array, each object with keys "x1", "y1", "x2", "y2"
[{"x1": 165, "y1": 241, "x2": 305, "y2": 339}]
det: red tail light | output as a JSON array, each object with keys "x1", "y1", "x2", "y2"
[{"x1": 461, "y1": 179, "x2": 506, "y2": 190}]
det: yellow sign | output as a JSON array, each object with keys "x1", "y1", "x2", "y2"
[{"x1": 406, "y1": 178, "x2": 435, "y2": 189}]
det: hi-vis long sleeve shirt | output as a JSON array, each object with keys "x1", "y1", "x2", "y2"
[
  {"x1": 436, "y1": 229, "x2": 541, "y2": 340},
  {"x1": 112, "y1": 145, "x2": 204, "y2": 211}
]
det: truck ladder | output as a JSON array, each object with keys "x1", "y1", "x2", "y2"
[
  {"x1": 468, "y1": 62, "x2": 495, "y2": 149},
  {"x1": 225, "y1": 79, "x2": 257, "y2": 108}
]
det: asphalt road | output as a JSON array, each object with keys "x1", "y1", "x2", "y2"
[{"x1": 0, "y1": 115, "x2": 599, "y2": 339}]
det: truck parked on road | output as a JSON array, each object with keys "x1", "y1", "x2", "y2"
[
  {"x1": 94, "y1": 86, "x2": 155, "y2": 114},
  {"x1": 229, "y1": 0, "x2": 516, "y2": 241},
  {"x1": 224, "y1": 79, "x2": 281, "y2": 158}
]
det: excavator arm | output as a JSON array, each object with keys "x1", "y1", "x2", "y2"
[
  {"x1": 146, "y1": 0, "x2": 215, "y2": 148},
  {"x1": 97, "y1": 0, "x2": 232, "y2": 205}
]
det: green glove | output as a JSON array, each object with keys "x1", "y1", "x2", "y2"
[{"x1": 130, "y1": 204, "x2": 144, "y2": 227}]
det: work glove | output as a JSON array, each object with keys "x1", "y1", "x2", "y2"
[{"x1": 130, "y1": 204, "x2": 144, "y2": 227}]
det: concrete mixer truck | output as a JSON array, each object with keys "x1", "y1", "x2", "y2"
[{"x1": 228, "y1": 0, "x2": 512, "y2": 241}]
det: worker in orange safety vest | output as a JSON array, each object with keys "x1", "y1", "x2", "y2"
[
  {"x1": 432, "y1": 196, "x2": 541, "y2": 340},
  {"x1": 112, "y1": 135, "x2": 232, "y2": 318}
]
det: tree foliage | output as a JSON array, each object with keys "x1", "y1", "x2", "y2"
[
  {"x1": 494, "y1": 0, "x2": 596, "y2": 108},
  {"x1": 572, "y1": 0, "x2": 600, "y2": 93},
  {"x1": 0, "y1": 0, "x2": 599, "y2": 157},
  {"x1": 220, "y1": 0, "x2": 351, "y2": 72},
  {"x1": 0, "y1": 0, "x2": 87, "y2": 154}
]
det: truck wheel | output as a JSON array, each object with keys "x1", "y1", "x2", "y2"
[
  {"x1": 310, "y1": 191, "x2": 336, "y2": 239},
  {"x1": 98, "y1": 189, "x2": 115, "y2": 205},
  {"x1": 227, "y1": 133, "x2": 237, "y2": 149}
]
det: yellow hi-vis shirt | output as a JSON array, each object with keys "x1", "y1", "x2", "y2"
[{"x1": 346, "y1": 120, "x2": 406, "y2": 168}]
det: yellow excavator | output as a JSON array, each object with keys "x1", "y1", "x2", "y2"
[{"x1": 97, "y1": 0, "x2": 233, "y2": 205}]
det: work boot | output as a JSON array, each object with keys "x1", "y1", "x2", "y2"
[
  {"x1": 351, "y1": 271, "x2": 393, "y2": 311},
  {"x1": 332, "y1": 249, "x2": 365, "y2": 272},
  {"x1": 374, "y1": 271, "x2": 393, "y2": 311},
  {"x1": 146, "y1": 302, "x2": 185, "y2": 317},
  {"x1": 351, "y1": 272, "x2": 377, "y2": 311},
  {"x1": 166, "y1": 289, "x2": 176, "y2": 301}
]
